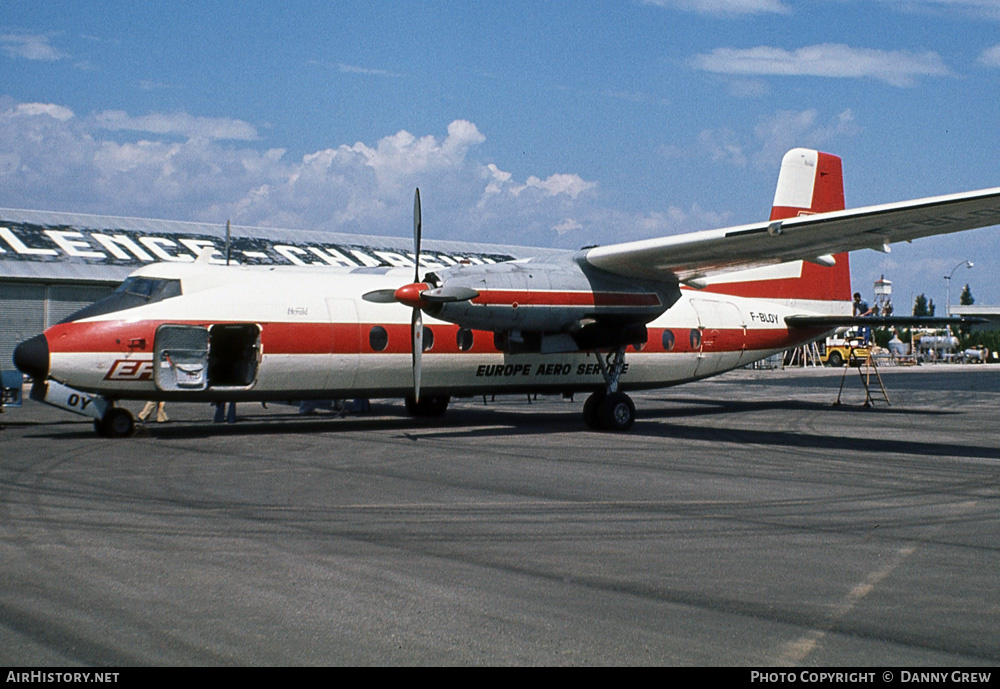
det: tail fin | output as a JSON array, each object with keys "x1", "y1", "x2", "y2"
[
  {"x1": 770, "y1": 148, "x2": 845, "y2": 219},
  {"x1": 702, "y1": 148, "x2": 852, "y2": 305}
]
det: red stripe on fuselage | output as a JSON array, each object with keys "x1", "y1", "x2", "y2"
[
  {"x1": 45, "y1": 319, "x2": 822, "y2": 357},
  {"x1": 471, "y1": 290, "x2": 661, "y2": 307},
  {"x1": 45, "y1": 321, "x2": 358, "y2": 355}
]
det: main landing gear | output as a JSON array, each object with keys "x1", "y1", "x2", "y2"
[
  {"x1": 405, "y1": 394, "x2": 450, "y2": 417},
  {"x1": 582, "y1": 346, "x2": 636, "y2": 432}
]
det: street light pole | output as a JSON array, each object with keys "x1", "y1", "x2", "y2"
[{"x1": 944, "y1": 260, "x2": 974, "y2": 317}]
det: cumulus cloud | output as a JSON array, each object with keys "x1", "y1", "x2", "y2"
[
  {"x1": 691, "y1": 43, "x2": 952, "y2": 87},
  {"x1": 643, "y1": 0, "x2": 790, "y2": 15},
  {"x1": 553, "y1": 218, "x2": 583, "y2": 236},
  {"x1": 0, "y1": 96, "x2": 749, "y2": 250},
  {"x1": 1, "y1": 33, "x2": 66, "y2": 61},
  {"x1": 0, "y1": 98, "x2": 628, "y2": 248},
  {"x1": 521, "y1": 174, "x2": 597, "y2": 199},
  {"x1": 12, "y1": 102, "x2": 75, "y2": 121}
]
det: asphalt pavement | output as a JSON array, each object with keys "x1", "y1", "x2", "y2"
[{"x1": 1, "y1": 365, "x2": 998, "y2": 665}]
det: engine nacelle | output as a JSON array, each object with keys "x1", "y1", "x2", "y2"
[
  {"x1": 495, "y1": 322, "x2": 648, "y2": 355},
  {"x1": 424, "y1": 256, "x2": 678, "y2": 336}
]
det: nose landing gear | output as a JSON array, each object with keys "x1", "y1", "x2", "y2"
[{"x1": 95, "y1": 407, "x2": 136, "y2": 438}]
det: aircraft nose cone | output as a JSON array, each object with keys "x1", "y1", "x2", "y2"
[{"x1": 13, "y1": 334, "x2": 49, "y2": 381}]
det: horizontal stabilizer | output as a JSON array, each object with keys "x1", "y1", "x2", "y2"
[{"x1": 785, "y1": 315, "x2": 985, "y2": 328}]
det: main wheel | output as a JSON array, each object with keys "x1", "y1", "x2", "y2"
[
  {"x1": 95, "y1": 407, "x2": 135, "y2": 438},
  {"x1": 405, "y1": 394, "x2": 450, "y2": 417},
  {"x1": 598, "y1": 392, "x2": 635, "y2": 432},
  {"x1": 583, "y1": 391, "x2": 606, "y2": 430}
]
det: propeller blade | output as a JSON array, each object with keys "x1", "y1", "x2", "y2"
[
  {"x1": 411, "y1": 307, "x2": 423, "y2": 403},
  {"x1": 413, "y1": 188, "x2": 422, "y2": 284},
  {"x1": 421, "y1": 286, "x2": 480, "y2": 303},
  {"x1": 361, "y1": 288, "x2": 400, "y2": 303}
]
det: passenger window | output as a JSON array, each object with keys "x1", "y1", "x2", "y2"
[
  {"x1": 690, "y1": 329, "x2": 702, "y2": 349},
  {"x1": 369, "y1": 326, "x2": 388, "y2": 352},
  {"x1": 422, "y1": 326, "x2": 434, "y2": 352},
  {"x1": 457, "y1": 328, "x2": 474, "y2": 351},
  {"x1": 661, "y1": 330, "x2": 675, "y2": 351}
]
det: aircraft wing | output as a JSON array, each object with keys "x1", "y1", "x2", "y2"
[
  {"x1": 583, "y1": 187, "x2": 1000, "y2": 284},
  {"x1": 785, "y1": 315, "x2": 985, "y2": 329}
]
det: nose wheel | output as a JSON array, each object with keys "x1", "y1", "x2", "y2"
[
  {"x1": 94, "y1": 407, "x2": 136, "y2": 438},
  {"x1": 583, "y1": 346, "x2": 636, "y2": 432}
]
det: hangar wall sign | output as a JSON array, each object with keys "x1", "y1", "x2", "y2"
[{"x1": 0, "y1": 222, "x2": 516, "y2": 270}]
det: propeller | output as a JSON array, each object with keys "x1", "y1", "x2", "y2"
[
  {"x1": 358, "y1": 188, "x2": 481, "y2": 403},
  {"x1": 411, "y1": 189, "x2": 423, "y2": 403}
]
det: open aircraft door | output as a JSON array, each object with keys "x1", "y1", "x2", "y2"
[
  {"x1": 690, "y1": 298, "x2": 747, "y2": 377},
  {"x1": 154, "y1": 323, "x2": 261, "y2": 392},
  {"x1": 154, "y1": 325, "x2": 209, "y2": 391}
]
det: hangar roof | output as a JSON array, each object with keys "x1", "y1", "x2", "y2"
[{"x1": 0, "y1": 208, "x2": 550, "y2": 284}]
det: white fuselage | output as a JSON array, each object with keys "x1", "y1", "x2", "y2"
[{"x1": 43, "y1": 262, "x2": 842, "y2": 402}]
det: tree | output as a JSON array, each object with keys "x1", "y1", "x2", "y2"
[
  {"x1": 960, "y1": 283, "x2": 975, "y2": 306},
  {"x1": 913, "y1": 293, "x2": 931, "y2": 317}
]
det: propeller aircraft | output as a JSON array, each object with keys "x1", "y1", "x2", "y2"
[{"x1": 13, "y1": 148, "x2": 999, "y2": 436}]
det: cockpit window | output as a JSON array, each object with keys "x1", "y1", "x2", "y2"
[
  {"x1": 115, "y1": 277, "x2": 182, "y2": 302},
  {"x1": 58, "y1": 277, "x2": 183, "y2": 324}
]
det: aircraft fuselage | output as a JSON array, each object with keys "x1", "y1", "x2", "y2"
[{"x1": 24, "y1": 262, "x2": 834, "y2": 405}]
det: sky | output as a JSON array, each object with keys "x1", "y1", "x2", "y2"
[{"x1": 2, "y1": 0, "x2": 999, "y2": 310}]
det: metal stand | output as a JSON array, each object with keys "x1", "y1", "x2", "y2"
[
  {"x1": 785, "y1": 342, "x2": 823, "y2": 367},
  {"x1": 834, "y1": 344, "x2": 890, "y2": 407}
]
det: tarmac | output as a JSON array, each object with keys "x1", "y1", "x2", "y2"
[{"x1": 1, "y1": 365, "x2": 998, "y2": 666}]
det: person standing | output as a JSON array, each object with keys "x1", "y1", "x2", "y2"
[
  {"x1": 138, "y1": 401, "x2": 168, "y2": 423},
  {"x1": 853, "y1": 292, "x2": 874, "y2": 345}
]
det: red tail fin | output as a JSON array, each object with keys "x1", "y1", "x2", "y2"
[
  {"x1": 703, "y1": 148, "x2": 852, "y2": 303},
  {"x1": 770, "y1": 148, "x2": 845, "y2": 219}
]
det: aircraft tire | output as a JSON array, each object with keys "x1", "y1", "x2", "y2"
[
  {"x1": 597, "y1": 392, "x2": 635, "y2": 432},
  {"x1": 95, "y1": 407, "x2": 136, "y2": 438},
  {"x1": 405, "y1": 394, "x2": 450, "y2": 417},
  {"x1": 583, "y1": 391, "x2": 605, "y2": 430}
]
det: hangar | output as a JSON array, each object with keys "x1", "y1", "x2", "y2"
[{"x1": 0, "y1": 207, "x2": 536, "y2": 370}]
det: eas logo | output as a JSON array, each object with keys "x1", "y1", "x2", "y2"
[{"x1": 104, "y1": 359, "x2": 154, "y2": 381}]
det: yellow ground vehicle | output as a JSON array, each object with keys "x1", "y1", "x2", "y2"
[{"x1": 819, "y1": 329, "x2": 871, "y2": 367}]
